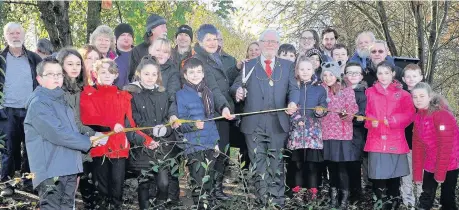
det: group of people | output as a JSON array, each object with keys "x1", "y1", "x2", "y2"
[{"x1": 0, "y1": 12, "x2": 458, "y2": 210}]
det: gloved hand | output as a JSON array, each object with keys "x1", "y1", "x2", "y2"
[
  {"x1": 94, "y1": 132, "x2": 108, "y2": 146},
  {"x1": 152, "y1": 125, "x2": 167, "y2": 137}
]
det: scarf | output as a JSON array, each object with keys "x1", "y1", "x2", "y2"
[
  {"x1": 185, "y1": 80, "x2": 214, "y2": 118},
  {"x1": 210, "y1": 52, "x2": 223, "y2": 69}
]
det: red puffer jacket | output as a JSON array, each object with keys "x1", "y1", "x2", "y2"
[
  {"x1": 80, "y1": 85, "x2": 152, "y2": 158},
  {"x1": 364, "y1": 81, "x2": 415, "y2": 154},
  {"x1": 412, "y1": 108, "x2": 459, "y2": 183}
]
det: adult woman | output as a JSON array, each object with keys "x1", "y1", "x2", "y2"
[{"x1": 89, "y1": 25, "x2": 117, "y2": 60}]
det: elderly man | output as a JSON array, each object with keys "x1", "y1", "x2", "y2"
[
  {"x1": 129, "y1": 14, "x2": 167, "y2": 81},
  {"x1": 0, "y1": 22, "x2": 42, "y2": 196},
  {"x1": 363, "y1": 40, "x2": 402, "y2": 87},
  {"x1": 231, "y1": 29, "x2": 299, "y2": 207}
]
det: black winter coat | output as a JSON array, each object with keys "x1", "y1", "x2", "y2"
[
  {"x1": 192, "y1": 44, "x2": 236, "y2": 114},
  {"x1": 363, "y1": 60, "x2": 403, "y2": 88},
  {"x1": 159, "y1": 59, "x2": 181, "y2": 117},
  {"x1": 352, "y1": 83, "x2": 368, "y2": 156},
  {"x1": 125, "y1": 84, "x2": 176, "y2": 171},
  {"x1": 128, "y1": 42, "x2": 149, "y2": 82}
]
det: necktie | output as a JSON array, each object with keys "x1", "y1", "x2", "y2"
[{"x1": 264, "y1": 59, "x2": 272, "y2": 78}]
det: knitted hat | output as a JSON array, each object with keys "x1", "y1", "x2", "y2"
[
  {"x1": 175, "y1": 24, "x2": 193, "y2": 41},
  {"x1": 145, "y1": 14, "x2": 166, "y2": 33},
  {"x1": 305, "y1": 48, "x2": 324, "y2": 63},
  {"x1": 114, "y1": 23, "x2": 134, "y2": 41},
  {"x1": 321, "y1": 61, "x2": 342, "y2": 79},
  {"x1": 197, "y1": 24, "x2": 218, "y2": 42}
]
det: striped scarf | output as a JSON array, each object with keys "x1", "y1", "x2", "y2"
[{"x1": 185, "y1": 80, "x2": 214, "y2": 118}]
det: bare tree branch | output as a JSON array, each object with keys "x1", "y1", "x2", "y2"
[
  {"x1": 348, "y1": 1, "x2": 385, "y2": 38},
  {"x1": 116, "y1": 1, "x2": 123, "y2": 23},
  {"x1": 3, "y1": 0, "x2": 37, "y2": 7}
]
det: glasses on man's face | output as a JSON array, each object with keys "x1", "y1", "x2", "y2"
[
  {"x1": 371, "y1": 49, "x2": 385, "y2": 54},
  {"x1": 260, "y1": 40, "x2": 279, "y2": 45},
  {"x1": 43, "y1": 73, "x2": 64, "y2": 78},
  {"x1": 346, "y1": 72, "x2": 361, "y2": 76}
]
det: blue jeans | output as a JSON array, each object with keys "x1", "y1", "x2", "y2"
[{"x1": 0, "y1": 107, "x2": 30, "y2": 182}]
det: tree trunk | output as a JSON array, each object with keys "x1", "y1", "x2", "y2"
[
  {"x1": 53, "y1": 1, "x2": 72, "y2": 48},
  {"x1": 86, "y1": 1, "x2": 102, "y2": 43},
  {"x1": 426, "y1": 1, "x2": 448, "y2": 84},
  {"x1": 37, "y1": 1, "x2": 62, "y2": 49},
  {"x1": 376, "y1": 1, "x2": 398, "y2": 56},
  {"x1": 410, "y1": 1, "x2": 425, "y2": 74}
]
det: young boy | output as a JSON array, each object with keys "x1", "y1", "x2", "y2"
[
  {"x1": 344, "y1": 62, "x2": 368, "y2": 203},
  {"x1": 277, "y1": 43, "x2": 297, "y2": 62},
  {"x1": 24, "y1": 57, "x2": 100, "y2": 209},
  {"x1": 331, "y1": 43, "x2": 349, "y2": 74},
  {"x1": 176, "y1": 58, "x2": 231, "y2": 208},
  {"x1": 401, "y1": 64, "x2": 424, "y2": 209}
]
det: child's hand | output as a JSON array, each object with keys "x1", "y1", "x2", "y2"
[
  {"x1": 338, "y1": 110, "x2": 348, "y2": 119},
  {"x1": 114, "y1": 123, "x2": 124, "y2": 133},
  {"x1": 169, "y1": 115, "x2": 180, "y2": 129},
  {"x1": 315, "y1": 107, "x2": 325, "y2": 115},
  {"x1": 356, "y1": 116, "x2": 365, "y2": 122},
  {"x1": 148, "y1": 141, "x2": 160, "y2": 150},
  {"x1": 90, "y1": 136, "x2": 103, "y2": 147},
  {"x1": 222, "y1": 107, "x2": 235, "y2": 120},
  {"x1": 152, "y1": 125, "x2": 167, "y2": 137},
  {"x1": 195, "y1": 121, "x2": 204, "y2": 129},
  {"x1": 372, "y1": 120, "x2": 379, "y2": 128},
  {"x1": 298, "y1": 121, "x2": 305, "y2": 127},
  {"x1": 93, "y1": 132, "x2": 108, "y2": 145}
]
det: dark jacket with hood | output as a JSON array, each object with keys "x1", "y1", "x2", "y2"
[
  {"x1": 159, "y1": 59, "x2": 181, "y2": 117},
  {"x1": 124, "y1": 82, "x2": 175, "y2": 170},
  {"x1": 363, "y1": 59, "x2": 403, "y2": 88},
  {"x1": 128, "y1": 42, "x2": 149, "y2": 82},
  {"x1": 192, "y1": 44, "x2": 236, "y2": 114},
  {"x1": 171, "y1": 46, "x2": 192, "y2": 71}
]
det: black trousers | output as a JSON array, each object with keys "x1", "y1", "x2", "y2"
[
  {"x1": 346, "y1": 161, "x2": 362, "y2": 192},
  {"x1": 187, "y1": 149, "x2": 216, "y2": 204},
  {"x1": 0, "y1": 107, "x2": 30, "y2": 182},
  {"x1": 168, "y1": 136, "x2": 182, "y2": 202},
  {"x1": 294, "y1": 161, "x2": 321, "y2": 189},
  {"x1": 37, "y1": 174, "x2": 78, "y2": 210},
  {"x1": 418, "y1": 169, "x2": 459, "y2": 210},
  {"x1": 215, "y1": 121, "x2": 230, "y2": 179},
  {"x1": 135, "y1": 167, "x2": 169, "y2": 210},
  {"x1": 79, "y1": 161, "x2": 96, "y2": 209},
  {"x1": 328, "y1": 161, "x2": 349, "y2": 190},
  {"x1": 92, "y1": 157, "x2": 126, "y2": 209}
]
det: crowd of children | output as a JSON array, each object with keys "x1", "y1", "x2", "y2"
[{"x1": 14, "y1": 22, "x2": 459, "y2": 210}]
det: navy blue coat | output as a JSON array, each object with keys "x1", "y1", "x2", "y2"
[{"x1": 176, "y1": 85, "x2": 220, "y2": 154}]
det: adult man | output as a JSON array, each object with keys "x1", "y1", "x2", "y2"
[
  {"x1": 331, "y1": 43, "x2": 349, "y2": 74},
  {"x1": 322, "y1": 28, "x2": 338, "y2": 57},
  {"x1": 129, "y1": 14, "x2": 167, "y2": 81},
  {"x1": 171, "y1": 24, "x2": 193, "y2": 70},
  {"x1": 114, "y1": 23, "x2": 134, "y2": 88},
  {"x1": 0, "y1": 22, "x2": 42, "y2": 196},
  {"x1": 363, "y1": 40, "x2": 402, "y2": 87},
  {"x1": 35, "y1": 38, "x2": 54, "y2": 59},
  {"x1": 231, "y1": 29, "x2": 299, "y2": 207}
]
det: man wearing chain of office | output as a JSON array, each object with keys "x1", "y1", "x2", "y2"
[{"x1": 231, "y1": 29, "x2": 299, "y2": 208}]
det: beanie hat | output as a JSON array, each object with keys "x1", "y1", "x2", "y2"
[
  {"x1": 114, "y1": 23, "x2": 134, "y2": 41},
  {"x1": 145, "y1": 14, "x2": 166, "y2": 33},
  {"x1": 305, "y1": 48, "x2": 325, "y2": 63},
  {"x1": 321, "y1": 61, "x2": 342, "y2": 79},
  {"x1": 175, "y1": 24, "x2": 193, "y2": 41},
  {"x1": 197, "y1": 24, "x2": 218, "y2": 42}
]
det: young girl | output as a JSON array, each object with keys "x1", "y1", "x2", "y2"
[
  {"x1": 321, "y1": 61, "x2": 358, "y2": 208},
  {"x1": 80, "y1": 59, "x2": 152, "y2": 209},
  {"x1": 305, "y1": 48, "x2": 325, "y2": 82},
  {"x1": 344, "y1": 62, "x2": 368, "y2": 202},
  {"x1": 79, "y1": 45, "x2": 103, "y2": 86},
  {"x1": 148, "y1": 37, "x2": 182, "y2": 205},
  {"x1": 124, "y1": 56, "x2": 173, "y2": 210},
  {"x1": 287, "y1": 55, "x2": 327, "y2": 200},
  {"x1": 56, "y1": 48, "x2": 107, "y2": 209},
  {"x1": 364, "y1": 61, "x2": 415, "y2": 209},
  {"x1": 411, "y1": 82, "x2": 459, "y2": 210}
]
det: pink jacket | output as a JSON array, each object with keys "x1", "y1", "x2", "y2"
[
  {"x1": 364, "y1": 81, "x2": 415, "y2": 154},
  {"x1": 321, "y1": 85, "x2": 358, "y2": 141},
  {"x1": 412, "y1": 109, "x2": 459, "y2": 183}
]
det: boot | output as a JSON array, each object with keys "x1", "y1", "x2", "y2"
[
  {"x1": 340, "y1": 190, "x2": 349, "y2": 209},
  {"x1": 330, "y1": 187, "x2": 338, "y2": 207},
  {"x1": 213, "y1": 175, "x2": 230, "y2": 201}
]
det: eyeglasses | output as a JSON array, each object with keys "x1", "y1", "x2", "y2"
[
  {"x1": 260, "y1": 40, "x2": 279, "y2": 44},
  {"x1": 300, "y1": 37, "x2": 314, "y2": 41},
  {"x1": 371, "y1": 50, "x2": 385, "y2": 54},
  {"x1": 42, "y1": 73, "x2": 64, "y2": 78},
  {"x1": 346, "y1": 72, "x2": 362, "y2": 76}
]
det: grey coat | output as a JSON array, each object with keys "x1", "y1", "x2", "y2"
[
  {"x1": 231, "y1": 57, "x2": 300, "y2": 134},
  {"x1": 24, "y1": 86, "x2": 91, "y2": 188}
]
